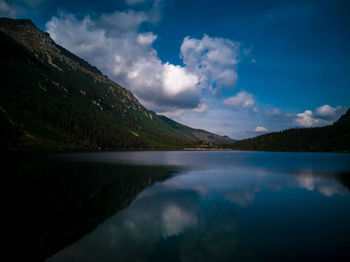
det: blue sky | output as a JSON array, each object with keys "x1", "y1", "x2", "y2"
[{"x1": 1, "y1": 0, "x2": 349, "y2": 138}]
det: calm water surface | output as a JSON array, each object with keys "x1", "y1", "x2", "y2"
[{"x1": 3, "y1": 151, "x2": 350, "y2": 261}]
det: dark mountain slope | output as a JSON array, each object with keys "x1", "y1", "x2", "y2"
[
  {"x1": 0, "y1": 18, "x2": 233, "y2": 150},
  {"x1": 158, "y1": 115, "x2": 234, "y2": 144},
  {"x1": 226, "y1": 109, "x2": 350, "y2": 152}
]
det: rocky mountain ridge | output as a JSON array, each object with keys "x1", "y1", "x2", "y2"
[
  {"x1": 0, "y1": 17, "x2": 233, "y2": 150},
  {"x1": 0, "y1": 18, "x2": 148, "y2": 115}
]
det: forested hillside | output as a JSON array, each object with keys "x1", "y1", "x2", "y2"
[
  {"x1": 225, "y1": 109, "x2": 350, "y2": 152},
  {"x1": 0, "y1": 18, "x2": 233, "y2": 150}
]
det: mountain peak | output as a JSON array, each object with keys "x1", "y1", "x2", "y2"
[
  {"x1": 0, "y1": 17, "x2": 35, "y2": 27},
  {"x1": 0, "y1": 17, "x2": 110, "y2": 83},
  {"x1": 0, "y1": 17, "x2": 55, "y2": 54}
]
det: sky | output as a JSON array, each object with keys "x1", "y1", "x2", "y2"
[{"x1": 1, "y1": 0, "x2": 349, "y2": 139}]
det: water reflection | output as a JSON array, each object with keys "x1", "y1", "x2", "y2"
[
  {"x1": 295, "y1": 170, "x2": 349, "y2": 196},
  {"x1": 47, "y1": 152, "x2": 350, "y2": 262},
  {"x1": 49, "y1": 164, "x2": 350, "y2": 261},
  {"x1": 2, "y1": 153, "x2": 179, "y2": 261},
  {"x1": 2, "y1": 151, "x2": 350, "y2": 261}
]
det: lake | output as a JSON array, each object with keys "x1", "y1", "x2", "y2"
[{"x1": 3, "y1": 151, "x2": 350, "y2": 261}]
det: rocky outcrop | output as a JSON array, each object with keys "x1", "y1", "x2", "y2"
[{"x1": 0, "y1": 17, "x2": 151, "y2": 118}]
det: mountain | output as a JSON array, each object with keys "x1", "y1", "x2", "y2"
[
  {"x1": 0, "y1": 18, "x2": 233, "y2": 150},
  {"x1": 225, "y1": 109, "x2": 350, "y2": 152},
  {"x1": 158, "y1": 115, "x2": 233, "y2": 144}
]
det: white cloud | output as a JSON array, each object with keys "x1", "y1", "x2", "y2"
[
  {"x1": 161, "y1": 101, "x2": 208, "y2": 118},
  {"x1": 315, "y1": 104, "x2": 343, "y2": 119},
  {"x1": 46, "y1": 11, "x2": 202, "y2": 111},
  {"x1": 137, "y1": 32, "x2": 157, "y2": 45},
  {"x1": 99, "y1": 10, "x2": 150, "y2": 35},
  {"x1": 254, "y1": 126, "x2": 268, "y2": 133},
  {"x1": 296, "y1": 171, "x2": 346, "y2": 197},
  {"x1": 223, "y1": 91, "x2": 255, "y2": 110},
  {"x1": 225, "y1": 191, "x2": 256, "y2": 207},
  {"x1": 181, "y1": 34, "x2": 240, "y2": 93},
  {"x1": 294, "y1": 110, "x2": 321, "y2": 127},
  {"x1": 293, "y1": 105, "x2": 344, "y2": 127},
  {"x1": 297, "y1": 172, "x2": 315, "y2": 191},
  {"x1": 192, "y1": 102, "x2": 208, "y2": 113},
  {"x1": 162, "y1": 63, "x2": 199, "y2": 96},
  {"x1": 46, "y1": 10, "x2": 242, "y2": 114},
  {"x1": 161, "y1": 204, "x2": 197, "y2": 237},
  {"x1": 318, "y1": 185, "x2": 339, "y2": 197}
]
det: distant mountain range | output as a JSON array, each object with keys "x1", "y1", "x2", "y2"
[
  {"x1": 0, "y1": 18, "x2": 233, "y2": 150},
  {"x1": 224, "y1": 108, "x2": 350, "y2": 152}
]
